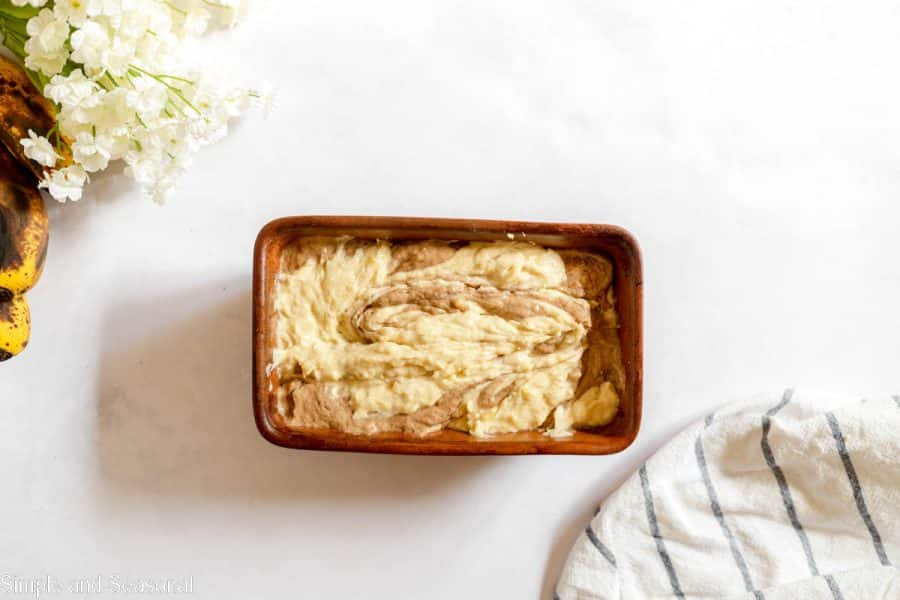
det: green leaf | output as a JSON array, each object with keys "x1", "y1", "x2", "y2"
[{"x1": 0, "y1": 0, "x2": 40, "y2": 20}]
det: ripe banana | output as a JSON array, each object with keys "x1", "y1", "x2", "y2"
[
  {"x1": 0, "y1": 166, "x2": 48, "y2": 296},
  {"x1": 0, "y1": 293, "x2": 29, "y2": 361},
  {"x1": 0, "y1": 52, "x2": 58, "y2": 362},
  {"x1": 0, "y1": 53, "x2": 66, "y2": 179},
  {"x1": 0, "y1": 155, "x2": 45, "y2": 362}
]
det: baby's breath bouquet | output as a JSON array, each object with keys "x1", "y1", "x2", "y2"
[{"x1": 0, "y1": 0, "x2": 264, "y2": 203}]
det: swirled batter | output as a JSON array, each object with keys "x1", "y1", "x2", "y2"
[{"x1": 271, "y1": 238, "x2": 624, "y2": 437}]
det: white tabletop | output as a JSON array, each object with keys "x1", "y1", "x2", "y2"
[{"x1": 3, "y1": 2, "x2": 899, "y2": 598}]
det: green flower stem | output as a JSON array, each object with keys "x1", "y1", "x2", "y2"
[
  {"x1": 2, "y1": 28, "x2": 24, "y2": 56},
  {"x1": 0, "y1": 1, "x2": 34, "y2": 63},
  {"x1": 2, "y1": 17, "x2": 28, "y2": 38},
  {"x1": 165, "y1": 1, "x2": 187, "y2": 16},
  {"x1": 128, "y1": 64, "x2": 202, "y2": 116},
  {"x1": 0, "y1": 3, "x2": 46, "y2": 92},
  {"x1": 46, "y1": 121, "x2": 63, "y2": 153},
  {"x1": 154, "y1": 73, "x2": 194, "y2": 85},
  {"x1": 201, "y1": 0, "x2": 235, "y2": 10},
  {"x1": 0, "y1": 1, "x2": 40, "y2": 21}
]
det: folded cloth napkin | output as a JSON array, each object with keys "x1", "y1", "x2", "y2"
[{"x1": 555, "y1": 390, "x2": 900, "y2": 599}]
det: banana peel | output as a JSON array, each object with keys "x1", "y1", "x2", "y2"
[
  {"x1": 0, "y1": 145, "x2": 45, "y2": 362},
  {"x1": 0, "y1": 293, "x2": 29, "y2": 361},
  {"x1": 0, "y1": 146, "x2": 47, "y2": 294},
  {"x1": 0, "y1": 53, "x2": 69, "y2": 178},
  {"x1": 0, "y1": 54, "x2": 58, "y2": 362}
]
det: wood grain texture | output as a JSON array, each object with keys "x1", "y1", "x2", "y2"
[{"x1": 253, "y1": 216, "x2": 642, "y2": 455}]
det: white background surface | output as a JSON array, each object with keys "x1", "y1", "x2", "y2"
[{"x1": 2, "y1": 1, "x2": 900, "y2": 598}]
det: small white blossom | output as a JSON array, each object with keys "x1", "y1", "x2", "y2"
[
  {"x1": 145, "y1": 3, "x2": 174, "y2": 36},
  {"x1": 116, "y1": 5, "x2": 163, "y2": 39},
  {"x1": 70, "y1": 20, "x2": 110, "y2": 74},
  {"x1": 212, "y1": 0, "x2": 248, "y2": 28},
  {"x1": 23, "y1": 8, "x2": 70, "y2": 75},
  {"x1": 103, "y1": 127, "x2": 131, "y2": 158},
  {"x1": 72, "y1": 131, "x2": 115, "y2": 172},
  {"x1": 95, "y1": 87, "x2": 134, "y2": 128},
  {"x1": 133, "y1": 30, "x2": 175, "y2": 67},
  {"x1": 26, "y1": 9, "x2": 69, "y2": 52},
  {"x1": 24, "y1": 40, "x2": 69, "y2": 76},
  {"x1": 85, "y1": 0, "x2": 123, "y2": 18},
  {"x1": 44, "y1": 69, "x2": 100, "y2": 106},
  {"x1": 182, "y1": 8, "x2": 210, "y2": 36},
  {"x1": 104, "y1": 35, "x2": 135, "y2": 76},
  {"x1": 167, "y1": 1, "x2": 211, "y2": 37},
  {"x1": 127, "y1": 75, "x2": 168, "y2": 119},
  {"x1": 20, "y1": 130, "x2": 59, "y2": 167},
  {"x1": 54, "y1": 0, "x2": 89, "y2": 27},
  {"x1": 39, "y1": 165, "x2": 88, "y2": 202},
  {"x1": 124, "y1": 148, "x2": 161, "y2": 186},
  {"x1": 56, "y1": 88, "x2": 105, "y2": 134},
  {"x1": 11, "y1": 0, "x2": 49, "y2": 7}
]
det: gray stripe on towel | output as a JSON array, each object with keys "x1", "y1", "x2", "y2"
[
  {"x1": 761, "y1": 389, "x2": 821, "y2": 577},
  {"x1": 893, "y1": 395, "x2": 900, "y2": 410},
  {"x1": 766, "y1": 388, "x2": 794, "y2": 417},
  {"x1": 585, "y1": 525, "x2": 617, "y2": 567},
  {"x1": 825, "y1": 412, "x2": 891, "y2": 566},
  {"x1": 824, "y1": 575, "x2": 845, "y2": 600},
  {"x1": 695, "y1": 434, "x2": 763, "y2": 599},
  {"x1": 639, "y1": 464, "x2": 685, "y2": 598}
]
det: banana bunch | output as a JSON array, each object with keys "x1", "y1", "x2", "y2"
[{"x1": 0, "y1": 55, "x2": 60, "y2": 362}]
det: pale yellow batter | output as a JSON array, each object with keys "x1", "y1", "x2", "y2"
[{"x1": 272, "y1": 238, "x2": 623, "y2": 437}]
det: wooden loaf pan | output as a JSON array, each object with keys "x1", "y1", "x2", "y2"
[{"x1": 253, "y1": 216, "x2": 642, "y2": 455}]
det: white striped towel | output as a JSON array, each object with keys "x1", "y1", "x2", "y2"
[{"x1": 555, "y1": 390, "x2": 900, "y2": 599}]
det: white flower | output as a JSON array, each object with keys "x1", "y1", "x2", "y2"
[
  {"x1": 72, "y1": 126, "x2": 129, "y2": 172},
  {"x1": 72, "y1": 131, "x2": 116, "y2": 172},
  {"x1": 152, "y1": 121, "x2": 194, "y2": 159},
  {"x1": 123, "y1": 146, "x2": 180, "y2": 204},
  {"x1": 133, "y1": 30, "x2": 173, "y2": 67},
  {"x1": 95, "y1": 87, "x2": 134, "y2": 128},
  {"x1": 54, "y1": 0, "x2": 89, "y2": 27},
  {"x1": 102, "y1": 127, "x2": 131, "y2": 158},
  {"x1": 212, "y1": 0, "x2": 248, "y2": 27},
  {"x1": 26, "y1": 9, "x2": 69, "y2": 52},
  {"x1": 44, "y1": 69, "x2": 100, "y2": 106},
  {"x1": 85, "y1": 0, "x2": 123, "y2": 18},
  {"x1": 181, "y1": 7, "x2": 210, "y2": 36},
  {"x1": 39, "y1": 165, "x2": 88, "y2": 202},
  {"x1": 12, "y1": 0, "x2": 49, "y2": 7},
  {"x1": 124, "y1": 148, "x2": 161, "y2": 185},
  {"x1": 145, "y1": 3, "x2": 173, "y2": 36},
  {"x1": 104, "y1": 35, "x2": 135, "y2": 76},
  {"x1": 23, "y1": 8, "x2": 70, "y2": 76},
  {"x1": 70, "y1": 20, "x2": 110, "y2": 74},
  {"x1": 218, "y1": 87, "x2": 249, "y2": 119},
  {"x1": 127, "y1": 75, "x2": 168, "y2": 119},
  {"x1": 20, "y1": 130, "x2": 59, "y2": 167},
  {"x1": 24, "y1": 41, "x2": 69, "y2": 76},
  {"x1": 115, "y1": 4, "x2": 168, "y2": 39},
  {"x1": 188, "y1": 116, "x2": 227, "y2": 145},
  {"x1": 56, "y1": 88, "x2": 105, "y2": 134}
]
